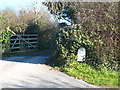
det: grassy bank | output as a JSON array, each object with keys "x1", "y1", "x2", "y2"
[{"x1": 51, "y1": 61, "x2": 119, "y2": 88}]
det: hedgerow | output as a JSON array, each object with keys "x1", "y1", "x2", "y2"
[
  {"x1": 52, "y1": 24, "x2": 119, "y2": 71},
  {"x1": 0, "y1": 7, "x2": 58, "y2": 53}
]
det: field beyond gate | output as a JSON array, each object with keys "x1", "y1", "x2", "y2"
[{"x1": 9, "y1": 34, "x2": 38, "y2": 53}]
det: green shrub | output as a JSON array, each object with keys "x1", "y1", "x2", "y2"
[
  {"x1": 0, "y1": 7, "x2": 58, "y2": 53},
  {"x1": 0, "y1": 16, "x2": 12, "y2": 52},
  {"x1": 74, "y1": 3, "x2": 119, "y2": 71},
  {"x1": 1, "y1": 28, "x2": 12, "y2": 52},
  {"x1": 51, "y1": 24, "x2": 119, "y2": 86},
  {"x1": 52, "y1": 25, "x2": 94, "y2": 65},
  {"x1": 52, "y1": 24, "x2": 119, "y2": 71},
  {"x1": 46, "y1": 2, "x2": 119, "y2": 71}
]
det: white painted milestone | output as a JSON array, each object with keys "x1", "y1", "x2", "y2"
[{"x1": 77, "y1": 47, "x2": 86, "y2": 62}]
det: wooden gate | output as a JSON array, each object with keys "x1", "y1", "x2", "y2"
[{"x1": 9, "y1": 34, "x2": 38, "y2": 53}]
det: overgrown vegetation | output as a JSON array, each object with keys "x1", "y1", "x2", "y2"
[
  {"x1": 52, "y1": 24, "x2": 119, "y2": 70},
  {"x1": 0, "y1": 4, "x2": 58, "y2": 53},
  {"x1": 52, "y1": 25, "x2": 94, "y2": 66},
  {"x1": 60, "y1": 62, "x2": 119, "y2": 87},
  {"x1": 45, "y1": 2, "x2": 119, "y2": 87},
  {"x1": 0, "y1": 16, "x2": 12, "y2": 53},
  {"x1": 49, "y1": 24, "x2": 119, "y2": 87},
  {"x1": 1, "y1": 1, "x2": 119, "y2": 87}
]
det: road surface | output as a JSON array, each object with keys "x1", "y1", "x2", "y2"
[{"x1": 0, "y1": 51, "x2": 99, "y2": 88}]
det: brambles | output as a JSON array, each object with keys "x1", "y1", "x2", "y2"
[
  {"x1": 51, "y1": 24, "x2": 119, "y2": 86},
  {"x1": 49, "y1": 2, "x2": 119, "y2": 71},
  {"x1": 52, "y1": 25, "x2": 94, "y2": 65}
]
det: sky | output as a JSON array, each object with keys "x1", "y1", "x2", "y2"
[
  {"x1": 0, "y1": 0, "x2": 71, "y2": 25},
  {"x1": 0, "y1": 0, "x2": 119, "y2": 10},
  {"x1": 0, "y1": 0, "x2": 45, "y2": 11}
]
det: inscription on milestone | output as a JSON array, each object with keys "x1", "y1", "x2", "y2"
[{"x1": 77, "y1": 48, "x2": 86, "y2": 62}]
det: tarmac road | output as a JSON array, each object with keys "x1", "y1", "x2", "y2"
[{"x1": 0, "y1": 51, "x2": 99, "y2": 88}]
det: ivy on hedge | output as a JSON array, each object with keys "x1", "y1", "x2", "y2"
[
  {"x1": 52, "y1": 24, "x2": 119, "y2": 71},
  {"x1": 0, "y1": 16, "x2": 12, "y2": 52},
  {"x1": 52, "y1": 24, "x2": 95, "y2": 65}
]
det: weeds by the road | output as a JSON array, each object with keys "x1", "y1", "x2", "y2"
[{"x1": 53, "y1": 61, "x2": 119, "y2": 88}]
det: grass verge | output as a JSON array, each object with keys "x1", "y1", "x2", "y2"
[{"x1": 50, "y1": 60, "x2": 119, "y2": 88}]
